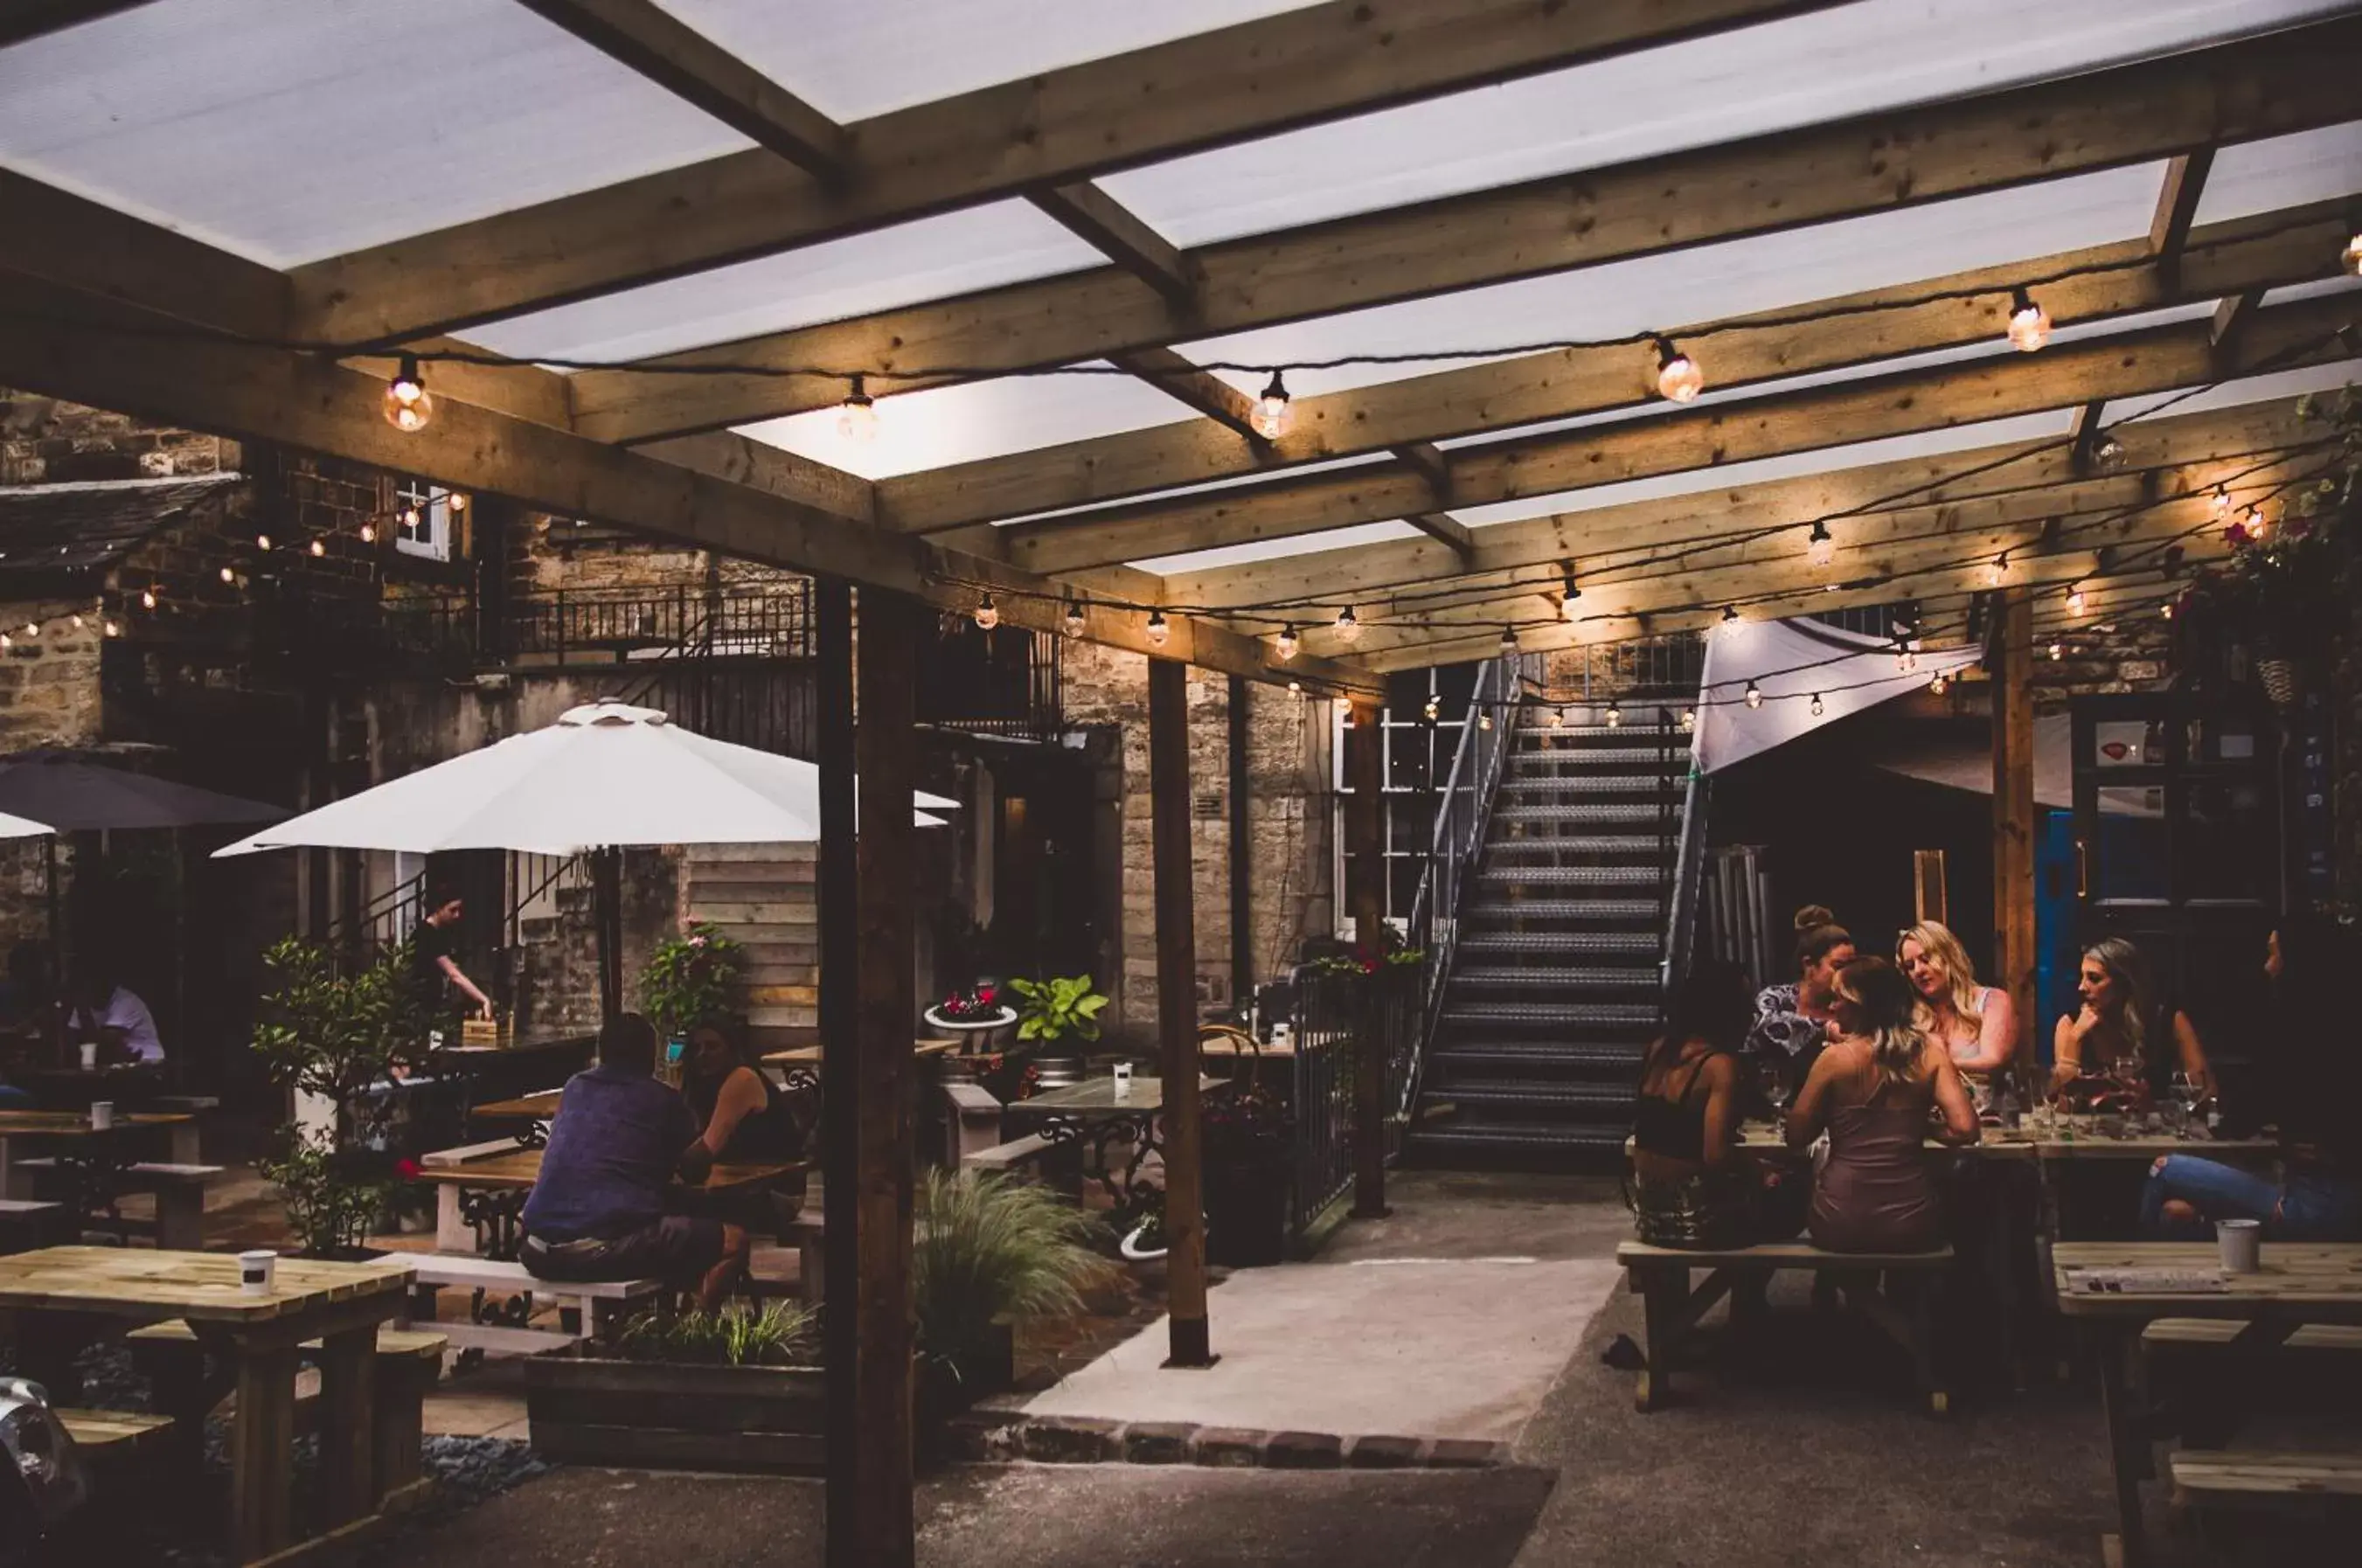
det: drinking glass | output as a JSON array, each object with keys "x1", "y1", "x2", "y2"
[
  {"x1": 1758, "y1": 1059, "x2": 1789, "y2": 1129},
  {"x1": 2166, "y1": 1072, "x2": 2199, "y2": 1136}
]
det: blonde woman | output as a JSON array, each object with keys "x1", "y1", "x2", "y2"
[
  {"x1": 1787, "y1": 957, "x2": 1979, "y2": 1253},
  {"x1": 2051, "y1": 938, "x2": 2211, "y2": 1100},
  {"x1": 1897, "y1": 921, "x2": 2018, "y2": 1078}
]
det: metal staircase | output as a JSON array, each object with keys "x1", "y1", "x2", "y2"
[{"x1": 1411, "y1": 703, "x2": 1695, "y2": 1158}]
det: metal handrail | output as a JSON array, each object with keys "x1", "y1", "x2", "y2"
[
  {"x1": 1657, "y1": 695, "x2": 1711, "y2": 997},
  {"x1": 1397, "y1": 652, "x2": 1521, "y2": 1126}
]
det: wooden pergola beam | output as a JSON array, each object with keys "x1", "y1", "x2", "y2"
[
  {"x1": 292, "y1": 0, "x2": 1845, "y2": 343},
  {"x1": 2068, "y1": 399, "x2": 2110, "y2": 474},
  {"x1": 566, "y1": 24, "x2": 2362, "y2": 445},
  {"x1": 2149, "y1": 149, "x2": 2215, "y2": 288},
  {"x1": 0, "y1": 267, "x2": 1374, "y2": 695},
  {"x1": 2210, "y1": 288, "x2": 2264, "y2": 361},
  {"x1": 1110, "y1": 349, "x2": 1265, "y2": 446},
  {"x1": 507, "y1": 0, "x2": 847, "y2": 179},
  {"x1": 1001, "y1": 293, "x2": 2361, "y2": 572},
  {"x1": 1032, "y1": 184, "x2": 1201, "y2": 311}
]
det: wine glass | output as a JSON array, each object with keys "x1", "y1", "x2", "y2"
[
  {"x1": 2167, "y1": 1071, "x2": 2199, "y2": 1137},
  {"x1": 1758, "y1": 1058, "x2": 1789, "y2": 1129}
]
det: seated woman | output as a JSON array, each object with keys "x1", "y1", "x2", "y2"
[
  {"x1": 683, "y1": 1023, "x2": 801, "y2": 1163},
  {"x1": 1744, "y1": 905, "x2": 1857, "y2": 1094},
  {"x1": 1631, "y1": 962, "x2": 1804, "y2": 1245},
  {"x1": 1897, "y1": 921, "x2": 2016, "y2": 1086},
  {"x1": 2142, "y1": 917, "x2": 2362, "y2": 1240},
  {"x1": 1788, "y1": 957, "x2": 1980, "y2": 1253},
  {"x1": 2051, "y1": 937, "x2": 2211, "y2": 1103}
]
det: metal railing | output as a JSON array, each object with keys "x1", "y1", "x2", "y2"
[
  {"x1": 1564, "y1": 632, "x2": 1706, "y2": 700},
  {"x1": 1286, "y1": 966, "x2": 1418, "y2": 1238},
  {"x1": 1397, "y1": 652, "x2": 1521, "y2": 1125},
  {"x1": 322, "y1": 868, "x2": 425, "y2": 966},
  {"x1": 916, "y1": 622, "x2": 1065, "y2": 741}
]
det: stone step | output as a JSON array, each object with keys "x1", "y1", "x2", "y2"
[
  {"x1": 685, "y1": 903, "x2": 819, "y2": 928},
  {"x1": 685, "y1": 843, "x2": 819, "y2": 864}
]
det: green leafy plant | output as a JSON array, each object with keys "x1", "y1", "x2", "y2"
[
  {"x1": 1005, "y1": 975, "x2": 1108, "y2": 1044},
  {"x1": 638, "y1": 922, "x2": 745, "y2": 1038},
  {"x1": 2190, "y1": 389, "x2": 2359, "y2": 659},
  {"x1": 914, "y1": 1169, "x2": 1112, "y2": 1381},
  {"x1": 615, "y1": 1300, "x2": 817, "y2": 1367},
  {"x1": 250, "y1": 936, "x2": 427, "y2": 1256}
]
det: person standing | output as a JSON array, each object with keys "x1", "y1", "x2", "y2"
[{"x1": 410, "y1": 893, "x2": 494, "y2": 1023}]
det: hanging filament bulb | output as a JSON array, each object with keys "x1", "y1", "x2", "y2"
[
  {"x1": 219, "y1": 565, "x2": 235, "y2": 584},
  {"x1": 2211, "y1": 487, "x2": 2233, "y2": 519},
  {"x1": 399, "y1": 505, "x2": 421, "y2": 533},
  {"x1": 140, "y1": 588, "x2": 157, "y2": 610},
  {"x1": 1560, "y1": 565, "x2": 1581, "y2": 618},
  {"x1": 2049, "y1": 642, "x2": 2064, "y2": 662},
  {"x1": 381, "y1": 353, "x2": 434, "y2": 433},
  {"x1": 1274, "y1": 624, "x2": 1299, "y2": 662},
  {"x1": 1249, "y1": 371, "x2": 1293, "y2": 441},
  {"x1": 2161, "y1": 600, "x2": 2176, "y2": 621},
  {"x1": 310, "y1": 538, "x2": 327, "y2": 558},
  {"x1": 1897, "y1": 649, "x2": 1918, "y2": 674},
  {"x1": 2090, "y1": 434, "x2": 2124, "y2": 469},
  {"x1": 972, "y1": 593, "x2": 999, "y2": 631},
  {"x1": 1548, "y1": 706, "x2": 1566, "y2": 729},
  {"x1": 1144, "y1": 609, "x2": 1170, "y2": 647},
  {"x1": 1332, "y1": 606, "x2": 1362, "y2": 644},
  {"x1": 2345, "y1": 231, "x2": 2362, "y2": 277},
  {"x1": 1806, "y1": 520, "x2": 1835, "y2": 567},
  {"x1": 2005, "y1": 288, "x2": 2050, "y2": 352},
  {"x1": 1606, "y1": 702, "x2": 1624, "y2": 729},
  {"x1": 20, "y1": 622, "x2": 34, "y2": 639},
  {"x1": 103, "y1": 619, "x2": 120, "y2": 638},
  {"x1": 2067, "y1": 584, "x2": 2088, "y2": 615},
  {"x1": 1422, "y1": 693, "x2": 1441, "y2": 723},
  {"x1": 1679, "y1": 708, "x2": 1696, "y2": 733},
  {"x1": 1928, "y1": 671, "x2": 1949, "y2": 696},
  {"x1": 448, "y1": 492, "x2": 468, "y2": 514},
  {"x1": 68, "y1": 614, "x2": 82, "y2": 631},
  {"x1": 359, "y1": 522, "x2": 377, "y2": 543},
  {"x1": 255, "y1": 532, "x2": 272, "y2": 552},
  {"x1": 1744, "y1": 683, "x2": 1763, "y2": 710},
  {"x1": 1809, "y1": 693, "x2": 1826, "y2": 718},
  {"x1": 837, "y1": 375, "x2": 879, "y2": 443},
  {"x1": 1061, "y1": 600, "x2": 1087, "y2": 638},
  {"x1": 2242, "y1": 506, "x2": 2270, "y2": 542},
  {"x1": 1652, "y1": 336, "x2": 1704, "y2": 403},
  {"x1": 1719, "y1": 606, "x2": 1741, "y2": 635},
  {"x1": 1497, "y1": 627, "x2": 1518, "y2": 656},
  {"x1": 1287, "y1": 679, "x2": 1303, "y2": 695},
  {"x1": 1477, "y1": 710, "x2": 1493, "y2": 732}
]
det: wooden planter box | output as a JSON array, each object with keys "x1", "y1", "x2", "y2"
[{"x1": 524, "y1": 1352, "x2": 825, "y2": 1473}]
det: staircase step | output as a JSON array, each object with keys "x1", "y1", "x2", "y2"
[
  {"x1": 1491, "y1": 802, "x2": 1678, "y2": 824},
  {"x1": 1515, "y1": 728, "x2": 1682, "y2": 747},
  {"x1": 1442, "y1": 1001, "x2": 1659, "y2": 1027},
  {"x1": 1465, "y1": 898, "x2": 1664, "y2": 924},
  {"x1": 1477, "y1": 864, "x2": 1658, "y2": 887},
  {"x1": 1497, "y1": 775, "x2": 1679, "y2": 795},
  {"x1": 1425, "y1": 1081, "x2": 1638, "y2": 1111},
  {"x1": 1456, "y1": 931, "x2": 1658, "y2": 957},
  {"x1": 1434, "y1": 1041, "x2": 1650, "y2": 1070},
  {"x1": 1411, "y1": 1121, "x2": 1633, "y2": 1154},
  {"x1": 1448, "y1": 965, "x2": 1660, "y2": 991},
  {"x1": 1485, "y1": 834, "x2": 1662, "y2": 856}
]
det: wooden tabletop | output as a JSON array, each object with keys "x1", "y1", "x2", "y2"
[
  {"x1": 0, "y1": 1110, "x2": 193, "y2": 1135},
  {"x1": 1006, "y1": 1074, "x2": 1225, "y2": 1116},
  {"x1": 760, "y1": 1037, "x2": 960, "y2": 1067},
  {"x1": 2053, "y1": 1241, "x2": 2362, "y2": 1320},
  {"x1": 411, "y1": 1144, "x2": 806, "y2": 1195},
  {"x1": 1733, "y1": 1120, "x2": 2278, "y2": 1161},
  {"x1": 469, "y1": 1091, "x2": 562, "y2": 1121},
  {"x1": 429, "y1": 1030, "x2": 594, "y2": 1058},
  {"x1": 0, "y1": 1245, "x2": 412, "y2": 1323},
  {"x1": 1196, "y1": 1035, "x2": 1296, "y2": 1058}
]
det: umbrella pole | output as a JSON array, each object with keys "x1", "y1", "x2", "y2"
[
  {"x1": 592, "y1": 848, "x2": 623, "y2": 1021},
  {"x1": 44, "y1": 835, "x2": 60, "y2": 1058}
]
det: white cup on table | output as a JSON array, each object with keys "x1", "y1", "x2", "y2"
[
  {"x1": 77, "y1": 1041, "x2": 97, "y2": 1071},
  {"x1": 87, "y1": 1100, "x2": 113, "y2": 1131},
  {"x1": 1112, "y1": 1060, "x2": 1134, "y2": 1099},
  {"x1": 239, "y1": 1250, "x2": 278, "y2": 1294},
  {"x1": 2216, "y1": 1218, "x2": 2261, "y2": 1273}
]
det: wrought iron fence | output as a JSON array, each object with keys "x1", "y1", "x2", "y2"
[
  {"x1": 1286, "y1": 965, "x2": 1420, "y2": 1239},
  {"x1": 1564, "y1": 631, "x2": 1707, "y2": 698},
  {"x1": 917, "y1": 621, "x2": 1065, "y2": 740}
]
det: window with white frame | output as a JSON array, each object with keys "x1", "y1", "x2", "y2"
[
  {"x1": 392, "y1": 479, "x2": 455, "y2": 562},
  {"x1": 1331, "y1": 663, "x2": 1481, "y2": 940}
]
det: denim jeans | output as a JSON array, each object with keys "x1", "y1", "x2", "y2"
[
  {"x1": 0, "y1": 1083, "x2": 32, "y2": 1110},
  {"x1": 2140, "y1": 1154, "x2": 2362, "y2": 1240}
]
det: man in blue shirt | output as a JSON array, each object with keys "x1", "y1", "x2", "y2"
[{"x1": 520, "y1": 1013, "x2": 747, "y2": 1308}]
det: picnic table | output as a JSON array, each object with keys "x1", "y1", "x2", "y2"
[
  {"x1": 0, "y1": 1245, "x2": 413, "y2": 1566},
  {"x1": 413, "y1": 1143, "x2": 806, "y2": 1257},
  {"x1": 2053, "y1": 1240, "x2": 2362, "y2": 1568},
  {"x1": 0, "y1": 1108, "x2": 198, "y2": 1193},
  {"x1": 1002, "y1": 1074, "x2": 1226, "y2": 1203}
]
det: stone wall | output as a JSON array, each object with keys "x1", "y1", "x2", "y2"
[
  {"x1": 1060, "y1": 642, "x2": 1334, "y2": 1032},
  {"x1": 0, "y1": 393, "x2": 232, "y2": 483}
]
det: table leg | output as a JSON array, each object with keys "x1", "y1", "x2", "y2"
[
  {"x1": 228, "y1": 1337, "x2": 297, "y2": 1565},
  {"x1": 168, "y1": 1121, "x2": 201, "y2": 1164},
  {"x1": 435, "y1": 1183, "x2": 472, "y2": 1253},
  {"x1": 1633, "y1": 1264, "x2": 1685, "y2": 1412},
  {"x1": 0, "y1": 1134, "x2": 18, "y2": 1200},
  {"x1": 316, "y1": 1325, "x2": 378, "y2": 1528},
  {"x1": 2088, "y1": 1322, "x2": 2148, "y2": 1568}
]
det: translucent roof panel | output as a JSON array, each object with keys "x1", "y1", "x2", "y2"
[
  {"x1": 0, "y1": 0, "x2": 745, "y2": 267},
  {"x1": 466, "y1": 200, "x2": 1104, "y2": 364},
  {"x1": 663, "y1": 0, "x2": 1323, "y2": 123},
  {"x1": 1101, "y1": 0, "x2": 2352, "y2": 249},
  {"x1": 2197, "y1": 122, "x2": 2362, "y2": 224}
]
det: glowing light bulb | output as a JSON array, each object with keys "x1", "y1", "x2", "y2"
[
  {"x1": 20, "y1": 622, "x2": 34, "y2": 638},
  {"x1": 2049, "y1": 642, "x2": 2064, "y2": 662},
  {"x1": 1560, "y1": 567, "x2": 1581, "y2": 618},
  {"x1": 1806, "y1": 520, "x2": 1835, "y2": 567},
  {"x1": 1606, "y1": 702, "x2": 1623, "y2": 729},
  {"x1": 1145, "y1": 609, "x2": 1170, "y2": 647},
  {"x1": 1249, "y1": 371, "x2": 1293, "y2": 441},
  {"x1": 837, "y1": 375, "x2": 879, "y2": 443},
  {"x1": 1061, "y1": 600, "x2": 1087, "y2": 638},
  {"x1": 1497, "y1": 627, "x2": 1518, "y2": 656},
  {"x1": 1274, "y1": 624, "x2": 1298, "y2": 662},
  {"x1": 382, "y1": 353, "x2": 434, "y2": 433},
  {"x1": 140, "y1": 589, "x2": 157, "y2": 610},
  {"x1": 972, "y1": 593, "x2": 999, "y2": 631},
  {"x1": 69, "y1": 614, "x2": 82, "y2": 631},
  {"x1": 2242, "y1": 506, "x2": 2270, "y2": 542},
  {"x1": 310, "y1": 538, "x2": 327, "y2": 557},
  {"x1": 1897, "y1": 649, "x2": 1917, "y2": 674},
  {"x1": 2091, "y1": 435, "x2": 2124, "y2": 469},
  {"x1": 1810, "y1": 693, "x2": 1825, "y2": 718},
  {"x1": 1, "y1": 635, "x2": 10, "y2": 649},
  {"x1": 2161, "y1": 600, "x2": 2176, "y2": 621},
  {"x1": 1744, "y1": 683, "x2": 1763, "y2": 710},
  {"x1": 1653, "y1": 336, "x2": 1704, "y2": 403},
  {"x1": 1477, "y1": 710, "x2": 1493, "y2": 732},
  {"x1": 1548, "y1": 706, "x2": 1566, "y2": 729},
  {"x1": 1679, "y1": 708, "x2": 1696, "y2": 733},
  {"x1": 219, "y1": 566, "x2": 235, "y2": 584},
  {"x1": 448, "y1": 492, "x2": 468, "y2": 513},
  {"x1": 359, "y1": 523, "x2": 377, "y2": 544},
  {"x1": 2005, "y1": 288, "x2": 2050, "y2": 352},
  {"x1": 2212, "y1": 488, "x2": 2233, "y2": 519},
  {"x1": 1928, "y1": 671, "x2": 1949, "y2": 696},
  {"x1": 2345, "y1": 231, "x2": 2362, "y2": 277},
  {"x1": 255, "y1": 533, "x2": 271, "y2": 552},
  {"x1": 1332, "y1": 606, "x2": 1361, "y2": 644},
  {"x1": 1288, "y1": 679, "x2": 1302, "y2": 695},
  {"x1": 399, "y1": 506, "x2": 421, "y2": 532},
  {"x1": 2067, "y1": 585, "x2": 2087, "y2": 615},
  {"x1": 103, "y1": 620, "x2": 120, "y2": 638},
  {"x1": 1422, "y1": 694, "x2": 1441, "y2": 722}
]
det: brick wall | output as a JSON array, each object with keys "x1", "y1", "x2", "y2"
[{"x1": 0, "y1": 393, "x2": 233, "y2": 484}]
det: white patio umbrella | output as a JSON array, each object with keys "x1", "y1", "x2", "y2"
[
  {"x1": 0, "y1": 809, "x2": 55, "y2": 839},
  {"x1": 213, "y1": 699, "x2": 953, "y2": 1013}
]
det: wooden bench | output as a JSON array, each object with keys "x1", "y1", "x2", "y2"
[
  {"x1": 778, "y1": 1212, "x2": 826, "y2": 1307},
  {"x1": 0, "y1": 1197, "x2": 69, "y2": 1253},
  {"x1": 964, "y1": 1133, "x2": 1054, "y2": 1175},
  {"x1": 17, "y1": 1158, "x2": 223, "y2": 1249},
  {"x1": 1615, "y1": 1239, "x2": 1955, "y2": 1414},
  {"x1": 125, "y1": 1320, "x2": 448, "y2": 1505},
  {"x1": 57, "y1": 1407, "x2": 176, "y2": 1461},
  {"x1": 2170, "y1": 1448, "x2": 2362, "y2": 1512},
  {"x1": 2143, "y1": 1319, "x2": 2362, "y2": 1352},
  {"x1": 403, "y1": 1253, "x2": 662, "y2": 1356}
]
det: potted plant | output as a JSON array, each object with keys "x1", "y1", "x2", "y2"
[
  {"x1": 639, "y1": 922, "x2": 744, "y2": 1073},
  {"x1": 1005, "y1": 975, "x2": 1108, "y2": 1047},
  {"x1": 923, "y1": 981, "x2": 1018, "y2": 1051},
  {"x1": 249, "y1": 936, "x2": 427, "y2": 1259},
  {"x1": 913, "y1": 1168, "x2": 1111, "y2": 1405},
  {"x1": 525, "y1": 1301, "x2": 823, "y2": 1473}
]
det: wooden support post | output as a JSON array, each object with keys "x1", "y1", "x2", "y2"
[
  {"x1": 1347, "y1": 693, "x2": 1390, "y2": 1221},
  {"x1": 1227, "y1": 675, "x2": 1254, "y2": 1009},
  {"x1": 1913, "y1": 850, "x2": 1949, "y2": 925},
  {"x1": 815, "y1": 577, "x2": 865, "y2": 1565},
  {"x1": 1992, "y1": 586, "x2": 2037, "y2": 1068},
  {"x1": 1148, "y1": 657, "x2": 1213, "y2": 1368}
]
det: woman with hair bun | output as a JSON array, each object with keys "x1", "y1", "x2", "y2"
[
  {"x1": 1787, "y1": 956, "x2": 1980, "y2": 1253},
  {"x1": 1744, "y1": 905, "x2": 1857, "y2": 1086}
]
